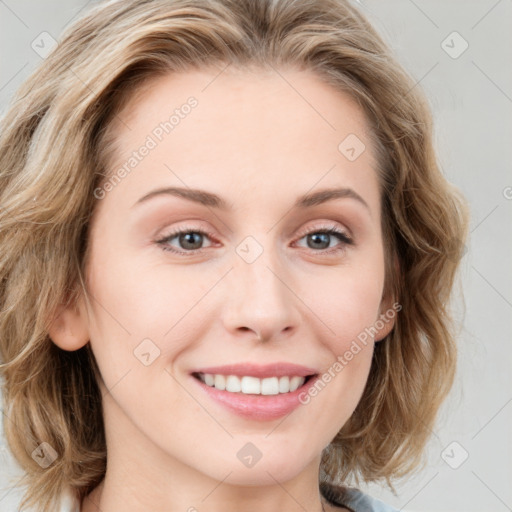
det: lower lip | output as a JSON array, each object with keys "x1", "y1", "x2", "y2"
[{"x1": 191, "y1": 374, "x2": 319, "y2": 421}]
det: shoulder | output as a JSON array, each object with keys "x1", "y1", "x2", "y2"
[
  {"x1": 320, "y1": 481, "x2": 400, "y2": 512},
  {"x1": 59, "y1": 488, "x2": 81, "y2": 512}
]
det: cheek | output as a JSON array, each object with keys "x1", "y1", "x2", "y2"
[
  {"x1": 84, "y1": 243, "x2": 219, "y2": 382},
  {"x1": 294, "y1": 274, "x2": 380, "y2": 440},
  {"x1": 305, "y1": 261, "x2": 384, "y2": 348}
]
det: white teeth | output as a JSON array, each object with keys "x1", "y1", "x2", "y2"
[
  {"x1": 214, "y1": 374, "x2": 226, "y2": 390},
  {"x1": 278, "y1": 376, "x2": 290, "y2": 393},
  {"x1": 261, "y1": 377, "x2": 279, "y2": 395},
  {"x1": 225, "y1": 375, "x2": 241, "y2": 392},
  {"x1": 241, "y1": 376, "x2": 260, "y2": 394},
  {"x1": 289, "y1": 376, "x2": 304, "y2": 392},
  {"x1": 197, "y1": 373, "x2": 307, "y2": 395}
]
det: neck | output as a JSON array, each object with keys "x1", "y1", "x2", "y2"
[{"x1": 81, "y1": 479, "x2": 332, "y2": 512}]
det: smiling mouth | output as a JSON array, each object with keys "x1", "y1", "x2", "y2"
[{"x1": 192, "y1": 372, "x2": 317, "y2": 396}]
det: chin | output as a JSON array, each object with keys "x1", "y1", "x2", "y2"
[{"x1": 223, "y1": 468, "x2": 302, "y2": 487}]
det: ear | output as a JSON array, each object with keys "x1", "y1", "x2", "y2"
[
  {"x1": 374, "y1": 254, "x2": 401, "y2": 343},
  {"x1": 373, "y1": 297, "x2": 398, "y2": 342},
  {"x1": 48, "y1": 294, "x2": 90, "y2": 351}
]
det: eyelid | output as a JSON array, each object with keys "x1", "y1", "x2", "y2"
[
  {"x1": 291, "y1": 222, "x2": 354, "y2": 255},
  {"x1": 156, "y1": 220, "x2": 351, "y2": 243},
  {"x1": 156, "y1": 223, "x2": 218, "y2": 247},
  {"x1": 155, "y1": 219, "x2": 353, "y2": 256},
  {"x1": 294, "y1": 220, "x2": 351, "y2": 240}
]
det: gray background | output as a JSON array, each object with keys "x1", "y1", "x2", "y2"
[{"x1": 1, "y1": 1, "x2": 511, "y2": 511}]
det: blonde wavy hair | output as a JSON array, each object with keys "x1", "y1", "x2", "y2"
[{"x1": 0, "y1": 0, "x2": 469, "y2": 510}]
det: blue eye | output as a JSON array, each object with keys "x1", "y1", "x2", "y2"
[
  {"x1": 296, "y1": 227, "x2": 353, "y2": 254},
  {"x1": 156, "y1": 226, "x2": 215, "y2": 255},
  {"x1": 155, "y1": 224, "x2": 353, "y2": 256}
]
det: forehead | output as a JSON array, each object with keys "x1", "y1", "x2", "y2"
[
  {"x1": 99, "y1": 66, "x2": 380, "y2": 218},
  {"x1": 114, "y1": 66, "x2": 373, "y2": 149}
]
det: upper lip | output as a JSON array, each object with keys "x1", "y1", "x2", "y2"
[{"x1": 191, "y1": 362, "x2": 318, "y2": 378}]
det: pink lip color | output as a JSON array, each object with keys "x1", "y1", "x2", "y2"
[
  {"x1": 191, "y1": 362, "x2": 318, "y2": 378},
  {"x1": 191, "y1": 373, "x2": 320, "y2": 421}
]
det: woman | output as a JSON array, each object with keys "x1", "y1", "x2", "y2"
[{"x1": 0, "y1": 0, "x2": 469, "y2": 511}]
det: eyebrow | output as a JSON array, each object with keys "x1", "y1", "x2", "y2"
[{"x1": 131, "y1": 186, "x2": 370, "y2": 212}]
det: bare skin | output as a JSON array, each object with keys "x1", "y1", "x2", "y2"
[
  {"x1": 51, "y1": 66, "x2": 395, "y2": 512},
  {"x1": 81, "y1": 480, "x2": 352, "y2": 512}
]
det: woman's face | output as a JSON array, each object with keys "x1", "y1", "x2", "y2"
[{"x1": 57, "y1": 67, "x2": 395, "y2": 488}]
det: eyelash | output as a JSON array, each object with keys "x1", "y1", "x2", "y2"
[{"x1": 155, "y1": 223, "x2": 354, "y2": 257}]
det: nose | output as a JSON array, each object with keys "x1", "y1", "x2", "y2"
[{"x1": 221, "y1": 241, "x2": 300, "y2": 343}]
